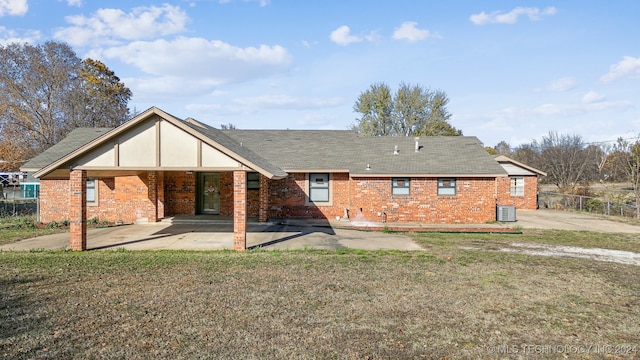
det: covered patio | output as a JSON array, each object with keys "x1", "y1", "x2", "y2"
[{"x1": 29, "y1": 107, "x2": 288, "y2": 251}]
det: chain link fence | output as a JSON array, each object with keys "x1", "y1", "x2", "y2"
[
  {"x1": 539, "y1": 191, "x2": 639, "y2": 218},
  {"x1": 1, "y1": 184, "x2": 38, "y2": 217}
]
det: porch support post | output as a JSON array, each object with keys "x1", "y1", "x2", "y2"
[
  {"x1": 69, "y1": 169, "x2": 87, "y2": 251},
  {"x1": 258, "y1": 174, "x2": 269, "y2": 223},
  {"x1": 157, "y1": 171, "x2": 165, "y2": 220},
  {"x1": 147, "y1": 171, "x2": 158, "y2": 222},
  {"x1": 233, "y1": 170, "x2": 247, "y2": 251}
]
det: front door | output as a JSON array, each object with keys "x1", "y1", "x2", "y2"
[{"x1": 199, "y1": 173, "x2": 220, "y2": 214}]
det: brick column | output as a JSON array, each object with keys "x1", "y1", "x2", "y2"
[
  {"x1": 69, "y1": 169, "x2": 87, "y2": 251},
  {"x1": 258, "y1": 174, "x2": 269, "y2": 223},
  {"x1": 233, "y1": 171, "x2": 247, "y2": 251},
  {"x1": 147, "y1": 171, "x2": 158, "y2": 222},
  {"x1": 157, "y1": 171, "x2": 165, "y2": 220}
]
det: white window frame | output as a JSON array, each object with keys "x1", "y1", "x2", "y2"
[
  {"x1": 510, "y1": 176, "x2": 525, "y2": 196},
  {"x1": 392, "y1": 178, "x2": 410, "y2": 196},
  {"x1": 307, "y1": 173, "x2": 332, "y2": 205},
  {"x1": 437, "y1": 178, "x2": 456, "y2": 196},
  {"x1": 86, "y1": 178, "x2": 98, "y2": 206}
]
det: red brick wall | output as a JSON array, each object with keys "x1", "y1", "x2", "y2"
[
  {"x1": 349, "y1": 177, "x2": 497, "y2": 224},
  {"x1": 212, "y1": 172, "x2": 258, "y2": 217},
  {"x1": 40, "y1": 171, "x2": 504, "y2": 225},
  {"x1": 164, "y1": 172, "x2": 196, "y2": 215},
  {"x1": 41, "y1": 175, "x2": 157, "y2": 223},
  {"x1": 266, "y1": 173, "x2": 350, "y2": 221},
  {"x1": 264, "y1": 173, "x2": 495, "y2": 224},
  {"x1": 39, "y1": 179, "x2": 72, "y2": 223},
  {"x1": 496, "y1": 175, "x2": 539, "y2": 210}
]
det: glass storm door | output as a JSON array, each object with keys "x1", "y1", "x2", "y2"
[{"x1": 199, "y1": 173, "x2": 220, "y2": 214}]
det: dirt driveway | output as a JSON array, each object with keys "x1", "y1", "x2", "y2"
[{"x1": 514, "y1": 209, "x2": 640, "y2": 233}]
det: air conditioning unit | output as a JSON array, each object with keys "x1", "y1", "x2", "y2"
[{"x1": 497, "y1": 205, "x2": 516, "y2": 222}]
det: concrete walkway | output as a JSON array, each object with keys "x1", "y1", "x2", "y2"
[
  {"x1": 3, "y1": 209, "x2": 637, "y2": 252},
  {"x1": 514, "y1": 209, "x2": 640, "y2": 233},
  {"x1": 0, "y1": 221, "x2": 424, "y2": 252}
]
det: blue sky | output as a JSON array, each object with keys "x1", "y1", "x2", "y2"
[{"x1": 1, "y1": 0, "x2": 639, "y2": 147}]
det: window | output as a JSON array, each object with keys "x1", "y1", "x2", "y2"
[
  {"x1": 437, "y1": 178, "x2": 456, "y2": 196},
  {"x1": 309, "y1": 173, "x2": 329, "y2": 202},
  {"x1": 86, "y1": 178, "x2": 97, "y2": 204},
  {"x1": 510, "y1": 177, "x2": 524, "y2": 196},
  {"x1": 392, "y1": 178, "x2": 410, "y2": 196},
  {"x1": 247, "y1": 172, "x2": 260, "y2": 190}
]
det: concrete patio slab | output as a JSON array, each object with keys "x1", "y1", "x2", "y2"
[{"x1": 0, "y1": 222, "x2": 423, "y2": 251}]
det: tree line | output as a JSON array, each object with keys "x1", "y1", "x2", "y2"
[
  {"x1": 0, "y1": 41, "x2": 132, "y2": 171},
  {"x1": 488, "y1": 131, "x2": 640, "y2": 217}
]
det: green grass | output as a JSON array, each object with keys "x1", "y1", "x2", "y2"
[
  {"x1": 1, "y1": 228, "x2": 639, "y2": 359},
  {"x1": 0, "y1": 215, "x2": 66, "y2": 246}
]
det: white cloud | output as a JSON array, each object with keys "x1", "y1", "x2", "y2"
[
  {"x1": 330, "y1": 25, "x2": 362, "y2": 46},
  {"x1": 218, "y1": 0, "x2": 271, "y2": 6},
  {"x1": 582, "y1": 91, "x2": 605, "y2": 104},
  {"x1": 100, "y1": 37, "x2": 292, "y2": 95},
  {"x1": 65, "y1": 0, "x2": 82, "y2": 7},
  {"x1": 185, "y1": 94, "x2": 344, "y2": 120},
  {"x1": 233, "y1": 94, "x2": 344, "y2": 110},
  {"x1": 600, "y1": 56, "x2": 640, "y2": 83},
  {"x1": 533, "y1": 100, "x2": 631, "y2": 117},
  {"x1": 54, "y1": 4, "x2": 189, "y2": 46},
  {"x1": 547, "y1": 77, "x2": 577, "y2": 92},
  {"x1": 0, "y1": 0, "x2": 27, "y2": 16},
  {"x1": 0, "y1": 26, "x2": 40, "y2": 45},
  {"x1": 470, "y1": 6, "x2": 557, "y2": 25},
  {"x1": 392, "y1": 21, "x2": 431, "y2": 42}
]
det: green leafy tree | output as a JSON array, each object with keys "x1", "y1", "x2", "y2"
[
  {"x1": 352, "y1": 82, "x2": 460, "y2": 136},
  {"x1": 0, "y1": 41, "x2": 131, "y2": 170},
  {"x1": 352, "y1": 82, "x2": 394, "y2": 136},
  {"x1": 73, "y1": 58, "x2": 131, "y2": 128}
]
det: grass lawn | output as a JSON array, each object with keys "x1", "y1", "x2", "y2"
[
  {"x1": 1, "y1": 230, "x2": 639, "y2": 359},
  {"x1": 0, "y1": 216, "x2": 66, "y2": 246}
]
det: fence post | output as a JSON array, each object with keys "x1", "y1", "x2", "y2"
[
  {"x1": 607, "y1": 201, "x2": 610, "y2": 215},
  {"x1": 579, "y1": 196, "x2": 583, "y2": 211}
]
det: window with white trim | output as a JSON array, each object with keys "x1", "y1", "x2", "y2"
[
  {"x1": 437, "y1": 178, "x2": 456, "y2": 196},
  {"x1": 510, "y1": 176, "x2": 524, "y2": 196},
  {"x1": 392, "y1": 178, "x2": 410, "y2": 196},
  {"x1": 247, "y1": 172, "x2": 260, "y2": 190},
  {"x1": 309, "y1": 173, "x2": 329, "y2": 202},
  {"x1": 86, "y1": 178, "x2": 97, "y2": 205}
]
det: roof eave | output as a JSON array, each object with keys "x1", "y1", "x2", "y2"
[
  {"x1": 495, "y1": 155, "x2": 547, "y2": 176},
  {"x1": 350, "y1": 173, "x2": 508, "y2": 178}
]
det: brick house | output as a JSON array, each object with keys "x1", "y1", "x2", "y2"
[{"x1": 21, "y1": 107, "x2": 545, "y2": 251}]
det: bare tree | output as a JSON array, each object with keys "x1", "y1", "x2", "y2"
[
  {"x1": 220, "y1": 123, "x2": 237, "y2": 130},
  {"x1": 494, "y1": 140, "x2": 512, "y2": 156},
  {"x1": 0, "y1": 41, "x2": 131, "y2": 170},
  {"x1": 613, "y1": 136, "x2": 640, "y2": 218},
  {"x1": 532, "y1": 132, "x2": 594, "y2": 191}
]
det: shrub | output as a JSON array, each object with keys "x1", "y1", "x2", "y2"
[{"x1": 584, "y1": 198, "x2": 604, "y2": 213}]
